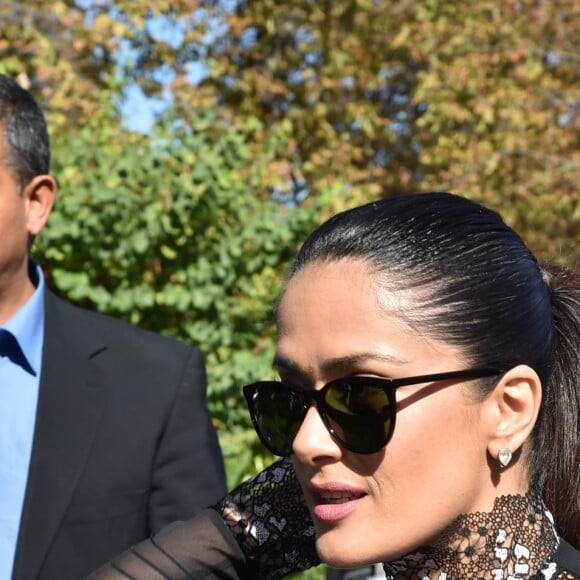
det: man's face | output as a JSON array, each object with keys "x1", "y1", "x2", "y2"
[{"x1": 0, "y1": 136, "x2": 32, "y2": 297}]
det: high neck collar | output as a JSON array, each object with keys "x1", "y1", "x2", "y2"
[{"x1": 383, "y1": 487, "x2": 560, "y2": 579}]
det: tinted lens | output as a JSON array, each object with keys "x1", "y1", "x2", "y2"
[
  {"x1": 323, "y1": 379, "x2": 394, "y2": 453},
  {"x1": 245, "y1": 378, "x2": 396, "y2": 456},
  {"x1": 246, "y1": 383, "x2": 306, "y2": 456}
]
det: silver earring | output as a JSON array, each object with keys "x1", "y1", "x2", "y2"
[{"x1": 498, "y1": 447, "x2": 513, "y2": 468}]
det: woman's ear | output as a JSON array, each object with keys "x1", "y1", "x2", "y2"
[
  {"x1": 24, "y1": 174, "x2": 57, "y2": 237},
  {"x1": 485, "y1": 364, "x2": 542, "y2": 466}
]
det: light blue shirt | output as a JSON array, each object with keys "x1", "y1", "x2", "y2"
[{"x1": 0, "y1": 265, "x2": 44, "y2": 580}]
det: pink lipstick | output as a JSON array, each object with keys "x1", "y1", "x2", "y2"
[{"x1": 309, "y1": 484, "x2": 366, "y2": 522}]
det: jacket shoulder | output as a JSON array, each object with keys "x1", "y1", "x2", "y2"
[{"x1": 44, "y1": 289, "x2": 196, "y2": 358}]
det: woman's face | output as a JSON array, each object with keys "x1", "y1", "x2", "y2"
[{"x1": 276, "y1": 259, "x2": 498, "y2": 567}]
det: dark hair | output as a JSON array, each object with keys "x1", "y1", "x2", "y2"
[
  {"x1": 289, "y1": 191, "x2": 579, "y2": 546},
  {"x1": 0, "y1": 74, "x2": 50, "y2": 189}
]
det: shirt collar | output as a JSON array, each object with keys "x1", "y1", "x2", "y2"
[{"x1": 1, "y1": 262, "x2": 45, "y2": 376}]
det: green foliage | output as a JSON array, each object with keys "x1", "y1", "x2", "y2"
[
  {"x1": 35, "y1": 112, "x2": 322, "y2": 486},
  {"x1": 287, "y1": 567, "x2": 327, "y2": 580}
]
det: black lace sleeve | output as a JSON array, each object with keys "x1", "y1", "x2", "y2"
[
  {"x1": 215, "y1": 457, "x2": 319, "y2": 579},
  {"x1": 86, "y1": 458, "x2": 318, "y2": 579}
]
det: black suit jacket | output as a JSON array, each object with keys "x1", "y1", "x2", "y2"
[{"x1": 11, "y1": 289, "x2": 227, "y2": 579}]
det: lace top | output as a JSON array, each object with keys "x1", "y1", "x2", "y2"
[
  {"x1": 88, "y1": 458, "x2": 579, "y2": 579},
  {"x1": 383, "y1": 486, "x2": 578, "y2": 579}
]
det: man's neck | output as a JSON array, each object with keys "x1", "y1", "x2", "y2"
[{"x1": 0, "y1": 267, "x2": 37, "y2": 326}]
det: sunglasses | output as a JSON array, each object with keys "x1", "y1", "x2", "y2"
[{"x1": 243, "y1": 367, "x2": 503, "y2": 456}]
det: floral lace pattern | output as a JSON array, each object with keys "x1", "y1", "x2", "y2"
[
  {"x1": 215, "y1": 457, "x2": 319, "y2": 579},
  {"x1": 383, "y1": 487, "x2": 578, "y2": 579}
]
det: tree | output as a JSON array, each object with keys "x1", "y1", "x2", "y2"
[
  {"x1": 3, "y1": 1, "x2": 576, "y2": 260},
  {"x1": 183, "y1": 0, "x2": 579, "y2": 262},
  {"x1": 0, "y1": 0, "x2": 198, "y2": 129}
]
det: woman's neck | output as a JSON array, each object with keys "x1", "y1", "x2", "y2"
[{"x1": 383, "y1": 487, "x2": 558, "y2": 579}]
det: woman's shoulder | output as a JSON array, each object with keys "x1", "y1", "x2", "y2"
[{"x1": 540, "y1": 539, "x2": 580, "y2": 579}]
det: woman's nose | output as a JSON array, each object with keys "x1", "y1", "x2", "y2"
[{"x1": 292, "y1": 404, "x2": 342, "y2": 463}]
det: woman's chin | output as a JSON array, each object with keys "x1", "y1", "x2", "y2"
[
  {"x1": 316, "y1": 534, "x2": 379, "y2": 569},
  {"x1": 316, "y1": 531, "x2": 413, "y2": 569}
]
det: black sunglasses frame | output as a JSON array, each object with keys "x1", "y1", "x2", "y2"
[{"x1": 243, "y1": 367, "x2": 504, "y2": 456}]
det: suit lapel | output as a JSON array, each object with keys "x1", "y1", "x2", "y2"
[{"x1": 12, "y1": 290, "x2": 105, "y2": 580}]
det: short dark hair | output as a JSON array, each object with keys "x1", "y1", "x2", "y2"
[{"x1": 0, "y1": 74, "x2": 50, "y2": 189}]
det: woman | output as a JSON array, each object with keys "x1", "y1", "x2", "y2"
[{"x1": 90, "y1": 192, "x2": 579, "y2": 579}]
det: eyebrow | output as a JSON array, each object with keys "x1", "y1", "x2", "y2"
[{"x1": 273, "y1": 352, "x2": 409, "y2": 376}]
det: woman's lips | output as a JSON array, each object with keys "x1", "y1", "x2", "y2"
[{"x1": 309, "y1": 484, "x2": 366, "y2": 522}]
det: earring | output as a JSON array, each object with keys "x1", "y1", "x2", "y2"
[{"x1": 498, "y1": 447, "x2": 513, "y2": 468}]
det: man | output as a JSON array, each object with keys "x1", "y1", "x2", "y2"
[{"x1": 0, "y1": 74, "x2": 227, "y2": 580}]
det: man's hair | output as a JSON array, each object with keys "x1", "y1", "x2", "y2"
[{"x1": 0, "y1": 74, "x2": 50, "y2": 189}]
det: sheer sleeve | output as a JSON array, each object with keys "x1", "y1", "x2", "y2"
[
  {"x1": 86, "y1": 509, "x2": 248, "y2": 579},
  {"x1": 86, "y1": 458, "x2": 319, "y2": 579}
]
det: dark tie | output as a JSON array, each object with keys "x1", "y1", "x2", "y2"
[{"x1": 0, "y1": 328, "x2": 36, "y2": 376}]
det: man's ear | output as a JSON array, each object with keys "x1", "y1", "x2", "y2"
[
  {"x1": 24, "y1": 174, "x2": 57, "y2": 236},
  {"x1": 485, "y1": 364, "x2": 542, "y2": 463}
]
